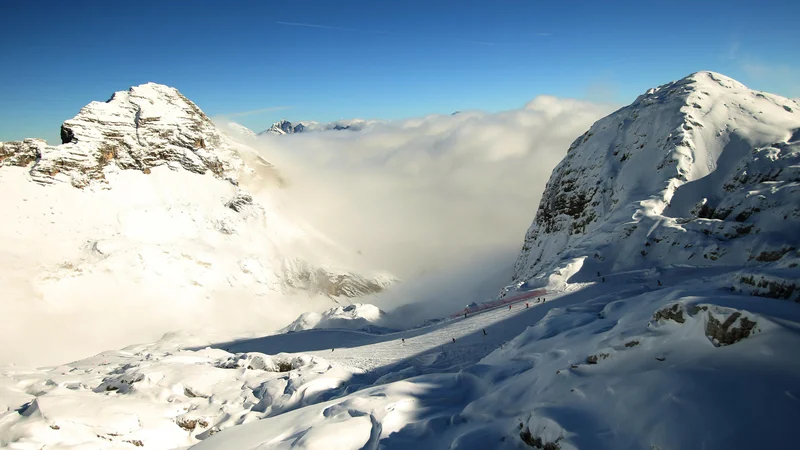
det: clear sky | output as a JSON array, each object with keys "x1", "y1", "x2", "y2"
[{"x1": 1, "y1": 0, "x2": 798, "y2": 143}]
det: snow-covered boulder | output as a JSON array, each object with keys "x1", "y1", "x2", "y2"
[{"x1": 282, "y1": 303, "x2": 389, "y2": 333}]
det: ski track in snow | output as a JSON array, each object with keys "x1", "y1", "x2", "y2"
[{"x1": 212, "y1": 291, "x2": 561, "y2": 375}]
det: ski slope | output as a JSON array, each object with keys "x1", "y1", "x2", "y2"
[
  {"x1": 2, "y1": 268, "x2": 798, "y2": 450},
  {"x1": 194, "y1": 266, "x2": 800, "y2": 450},
  {"x1": 214, "y1": 290, "x2": 558, "y2": 374}
]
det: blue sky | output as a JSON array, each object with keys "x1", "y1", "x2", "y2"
[{"x1": 1, "y1": 0, "x2": 798, "y2": 143}]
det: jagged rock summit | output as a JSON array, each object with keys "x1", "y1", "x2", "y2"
[
  {"x1": 512, "y1": 71, "x2": 799, "y2": 298},
  {"x1": 1, "y1": 82, "x2": 243, "y2": 187}
]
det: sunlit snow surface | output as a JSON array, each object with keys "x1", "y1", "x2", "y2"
[
  {"x1": 2, "y1": 273, "x2": 798, "y2": 449},
  {"x1": 1, "y1": 72, "x2": 799, "y2": 449}
]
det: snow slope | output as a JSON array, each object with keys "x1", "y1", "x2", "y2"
[
  {"x1": 198, "y1": 272, "x2": 799, "y2": 450},
  {"x1": 0, "y1": 84, "x2": 393, "y2": 366},
  {"x1": 0, "y1": 293, "x2": 561, "y2": 449},
  {"x1": 3, "y1": 269, "x2": 798, "y2": 449}
]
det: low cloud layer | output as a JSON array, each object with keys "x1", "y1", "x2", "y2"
[{"x1": 230, "y1": 96, "x2": 616, "y2": 320}]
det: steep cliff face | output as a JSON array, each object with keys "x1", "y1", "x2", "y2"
[{"x1": 512, "y1": 72, "x2": 799, "y2": 296}]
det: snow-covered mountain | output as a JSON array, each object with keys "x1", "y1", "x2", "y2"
[
  {"x1": 512, "y1": 71, "x2": 799, "y2": 297},
  {"x1": 2, "y1": 72, "x2": 798, "y2": 450},
  {"x1": 258, "y1": 119, "x2": 374, "y2": 136},
  {"x1": 0, "y1": 83, "x2": 394, "y2": 365},
  {"x1": 3, "y1": 83, "x2": 244, "y2": 188}
]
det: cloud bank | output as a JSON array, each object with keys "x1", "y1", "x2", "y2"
[{"x1": 231, "y1": 96, "x2": 616, "y2": 321}]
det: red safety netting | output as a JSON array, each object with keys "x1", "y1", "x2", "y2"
[{"x1": 450, "y1": 289, "x2": 547, "y2": 319}]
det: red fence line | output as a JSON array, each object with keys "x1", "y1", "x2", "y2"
[{"x1": 449, "y1": 289, "x2": 547, "y2": 319}]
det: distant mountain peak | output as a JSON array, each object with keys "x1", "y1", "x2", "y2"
[{"x1": 258, "y1": 118, "x2": 374, "y2": 136}]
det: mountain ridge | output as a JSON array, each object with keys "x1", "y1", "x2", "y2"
[{"x1": 511, "y1": 71, "x2": 799, "y2": 299}]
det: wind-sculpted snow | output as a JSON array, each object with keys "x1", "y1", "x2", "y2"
[
  {"x1": 513, "y1": 72, "x2": 800, "y2": 295},
  {"x1": 0, "y1": 333, "x2": 354, "y2": 449}
]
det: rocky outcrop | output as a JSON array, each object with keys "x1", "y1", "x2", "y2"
[
  {"x1": 653, "y1": 303, "x2": 759, "y2": 346},
  {"x1": 1, "y1": 83, "x2": 243, "y2": 187},
  {"x1": 0, "y1": 138, "x2": 44, "y2": 167},
  {"x1": 512, "y1": 72, "x2": 800, "y2": 287}
]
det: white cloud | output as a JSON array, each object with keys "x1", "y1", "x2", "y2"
[{"x1": 250, "y1": 97, "x2": 616, "y2": 319}]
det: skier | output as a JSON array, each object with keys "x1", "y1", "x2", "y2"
[
  {"x1": 483, "y1": 329, "x2": 487, "y2": 336},
  {"x1": 331, "y1": 348, "x2": 334, "y2": 352},
  {"x1": 452, "y1": 337, "x2": 456, "y2": 344},
  {"x1": 658, "y1": 280, "x2": 662, "y2": 286},
  {"x1": 509, "y1": 304, "x2": 512, "y2": 310},
  {"x1": 526, "y1": 302, "x2": 529, "y2": 308},
  {"x1": 401, "y1": 338, "x2": 405, "y2": 343},
  {"x1": 602, "y1": 277, "x2": 605, "y2": 282}
]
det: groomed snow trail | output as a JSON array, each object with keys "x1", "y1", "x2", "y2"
[{"x1": 214, "y1": 288, "x2": 604, "y2": 376}]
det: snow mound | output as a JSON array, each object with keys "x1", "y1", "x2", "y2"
[
  {"x1": 282, "y1": 303, "x2": 389, "y2": 333},
  {"x1": 513, "y1": 71, "x2": 800, "y2": 292}
]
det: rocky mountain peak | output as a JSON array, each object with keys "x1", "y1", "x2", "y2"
[
  {"x1": 512, "y1": 71, "x2": 799, "y2": 296},
  {"x1": 1, "y1": 82, "x2": 243, "y2": 188}
]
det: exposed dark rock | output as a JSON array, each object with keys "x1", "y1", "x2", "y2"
[
  {"x1": 653, "y1": 304, "x2": 685, "y2": 323},
  {"x1": 225, "y1": 192, "x2": 253, "y2": 213},
  {"x1": 706, "y1": 312, "x2": 757, "y2": 346},
  {"x1": 176, "y1": 417, "x2": 209, "y2": 431},
  {"x1": 586, "y1": 353, "x2": 609, "y2": 364},
  {"x1": 520, "y1": 427, "x2": 562, "y2": 450}
]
